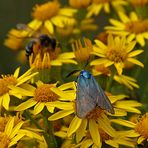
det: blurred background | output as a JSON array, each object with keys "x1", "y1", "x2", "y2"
[{"x1": 0, "y1": 0, "x2": 148, "y2": 110}]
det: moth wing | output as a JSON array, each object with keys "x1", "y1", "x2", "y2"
[
  {"x1": 91, "y1": 76, "x2": 114, "y2": 114},
  {"x1": 76, "y1": 76, "x2": 96, "y2": 119}
]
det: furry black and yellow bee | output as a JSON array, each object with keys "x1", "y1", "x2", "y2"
[{"x1": 17, "y1": 24, "x2": 58, "y2": 59}]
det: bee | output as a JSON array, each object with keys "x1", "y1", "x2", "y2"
[{"x1": 16, "y1": 24, "x2": 58, "y2": 59}]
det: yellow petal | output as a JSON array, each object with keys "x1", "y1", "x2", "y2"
[
  {"x1": 46, "y1": 105, "x2": 55, "y2": 113},
  {"x1": 109, "y1": 108, "x2": 127, "y2": 116},
  {"x1": 58, "y1": 52, "x2": 75, "y2": 59},
  {"x1": 9, "y1": 86, "x2": 34, "y2": 96},
  {"x1": 28, "y1": 19, "x2": 42, "y2": 31},
  {"x1": 136, "y1": 34, "x2": 145, "y2": 46},
  {"x1": 15, "y1": 99, "x2": 37, "y2": 111},
  {"x1": 50, "y1": 87, "x2": 70, "y2": 98},
  {"x1": 127, "y1": 34, "x2": 136, "y2": 43},
  {"x1": 104, "y1": 3, "x2": 110, "y2": 13},
  {"x1": 2, "y1": 93, "x2": 10, "y2": 110},
  {"x1": 126, "y1": 41, "x2": 136, "y2": 53},
  {"x1": 67, "y1": 116, "x2": 82, "y2": 137},
  {"x1": 9, "y1": 133, "x2": 25, "y2": 147},
  {"x1": 59, "y1": 8, "x2": 77, "y2": 16},
  {"x1": 81, "y1": 139, "x2": 93, "y2": 148},
  {"x1": 51, "y1": 16, "x2": 64, "y2": 28},
  {"x1": 33, "y1": 102, "x2": 45, "y2": 115},
  {"x1": 76, "y1": 118, "x2": 87, "y2": 143},
  {"x1": 105, "y1": 140, "x2": 118, "y2": 148},
  {"x1": 111, "y1": 119, "x2": 136, "y2": 128},
  {"x1": 109, "y1": 19, "x2": 125, "y2": 28},
  {"x1": 114, "y1": 63, "x2": 124, "y2": 75},
  {"x1": 128, "y1": 50, "x2": 143, "y2": 57},
  {"x1": 95, "y1": 40, "x2": 107, "y2": 50},
  {"x1": 45, "y1": 20, "x2": 54, "y2": 34},
  {"x1": 127, "y1": 58, "x2": 144, "y2": 67},
  {"x1": 13, "y1": 67, "x2": 20, "y2": 78},
  {"x1": 46, "y1": 101, "x2": 74, "y2": 110},
  {"x1": 58, "y1": 82, "x2": 76, "y2": 90},
  {"x1": 89, "y1": 119, "x2": 100, "y2": 146},
  {"x1": 5, "y1": 117, "x2": 15, "y2": 136},
  {"x1": 10, "y1": 121, "x2": 24, "y2": 139},
  {"x1": 137, "y1": 136, "x2": 145, "y2": 144},
  {"x1": 130, "y1": 12, "x2": 138, "y2": 21},
  {"x1": 90, "y1": 58, "x2": 111, "y2": 66},
  {"x1": 16, "y1": 72, "x2": 38, "y2": 86},
  {"x1": 118, "y1": 12, "x2": 130, "y2": 23},
  {"x1": 48, "y1": 110, "x2": 74, "y2": 121},
  {"x1": 115, "y1": 138, "x2": 135, "y2": 147},
  {"x1": 97, "y1": 117, "x2": 116, "y2": 137}
]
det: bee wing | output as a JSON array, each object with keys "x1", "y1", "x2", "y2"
[
  {"x1": 76, "y1": 75, "x2": 97, "y2": 119},
  {"x1": 91, "y1": 76, "x2": 114, "y2": 114}
]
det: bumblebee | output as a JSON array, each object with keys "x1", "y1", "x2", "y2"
[
  {"x1": 25, "y1": 34, "x2": 57, "y2": 58},
  {"x1": 17, "y1": 24, "x2": 58, "y2": 59}
]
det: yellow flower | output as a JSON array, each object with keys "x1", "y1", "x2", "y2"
[
  {"x1": 0, "y1": 67, "x2": 38, "y2": 110},
  {"x1": 111, "y1": 113, "x2": 148, "y2": 145},
  {"x1": 4, "y1": 29, "x2": 24, "y2": 50},
  {"x1": 87, "y1": 0, "x2": 127, "y2": 17},
  {"x1": 31, "y1": 1, "x2": 77, "y2": 34},
  {"x1": 69, "y1": 0, "x2": 91, "y2": 8},
  {"x1": 0, "y1": 116, "x2": 43, "y2": 147},
  {"x1": 105, "y1": 11, "x2": 148, "y2": 46},
  {"x1": 54, "y1": 121, "x2": 135, "y2": 147},
  {"x1": 72, "y1": 38, "x2": 93, "y2": 63},
  {"x1": 14, "y1": 81, "x2": 76, "y2": 115},
  {"x1": 90, "y1": 34, "x2": 144, "y2": 75}
]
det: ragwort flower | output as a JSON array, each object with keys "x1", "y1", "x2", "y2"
[
  {"x1": 14, "y1": 81, "x2": 76, "y2": 115},
  {"x1": 111, "y1": 113, "x2": 148, "y2": 145},
  {"x1": 90, "y1": 34, "x2": 144, "y2": 75},
  {"x1": 0, "y1": 67, "x2": 38, "y2": 110},
  {"x1": 87, "y1": 0, "x2": 127, "y2": 17},
  {"x1": 0, "y1": 115, "x2": 43, "y2": 148},
  {"x1": 105, "y1": 11, "x2": 148, "y2": 46},
  {"x1": 31, "y1": 1, "x2": 77, "y2": 34}
]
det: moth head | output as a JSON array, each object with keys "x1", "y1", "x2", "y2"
[{"x1": 80, "y1": 70, "x2": 91, "y2": 79}]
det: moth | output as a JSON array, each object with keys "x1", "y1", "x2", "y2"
[{"x1": 76, "y1": 70, "x2": 114, "y2": 119}]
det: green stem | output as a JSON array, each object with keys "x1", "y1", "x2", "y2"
[
  {"x1": 106, "y1": 71, "x2": 115, "y2": 92},
  {"x1": 24, "y1": 110, "x2": 42, "y2": 129},
  {"x1": 42, "y1": 108, "x2": 58, "y2": 148},
  {"x1": 24, "y1": 110, "x2": 57, "y2": 148}
]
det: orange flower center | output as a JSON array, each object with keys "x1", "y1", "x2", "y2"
[
  {"x1": 0, "y1": 76, "x2": 17, "y2": 96},
  {"x1": 86, "y1": 107, "x2": 104, "y2": 119},
  {"x1": 34, "y1": 84, "x2": 58, "y2": 102},
  {"x1": 69, "y1": 0, "x2": 91, "y2": 8},
  {"x1": 93, "y1": 0, "x2": 109, "y2": 4},
  {"x1": 32, "y1": 1, "x2": 60, "y2": 21},
  {"x1": 73, "y1": 38, "x2": 93, "y2": 62},
  {"x1": 135, "y1": 113, "x2": 148, "y2": 139},
  {"x1": 125, "y1": 20, "x2": 148, "y2": 34},
  {"x1": 106, "y1": 48, "x2": 127, "y2": 63},
  {"x1": 0, "y1": 132, "x2": 10, "y2": 148}
]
